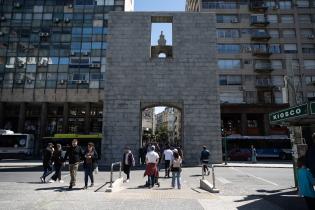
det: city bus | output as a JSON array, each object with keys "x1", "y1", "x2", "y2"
[
  {"x1": 0, "y1": 130, "x2": 35, "y2": 159},
  {"x1": 224, "y1": 135, "x2": 292, "y2": 160},
  {"x1": 41, "y1": 134, "x2": 102, "y2": 159}
]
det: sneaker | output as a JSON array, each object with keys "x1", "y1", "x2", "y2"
[
  {"x1": 207, "y1": 171, "x2": 210, "y2": 176},
  {"x1": 59, "y1": 180, "x2": 64, "y2": 183},
  {"x1": 68, "y1": 185, "x2": 72, "y2": 190},
  {"x1": 48, "y1": 180, "x2": 55, "y2": 183},
  {"x1": 40, "y1": 177, "x2": 44, "y2": 183},
  {"x1": 82, "y1": 186, "x2": 87, "y2": 190},
  {"x1": 90, "y1": 183, "x2": 94, "y2": 187},
  {"x1": 125, "y1": 179, "x2": 129, "y2": 183}
]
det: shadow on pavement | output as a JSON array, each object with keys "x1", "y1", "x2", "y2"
[
  {"x1": 190, "y1": 174, "x2": 203, "y2": 177},
  {"x1": 235, "y1": 188, "x2": 308, "y2": 210},
  {"x1": 35, "y1": 186, "x2": 69, "y2": 192},
  {"x1": 16, "y1": 181, "x2": 45, "y2": 185}
]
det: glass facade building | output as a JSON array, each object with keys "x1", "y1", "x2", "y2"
[{"x1": 0, "y1": 0, "x2": 133, "y2": 154}]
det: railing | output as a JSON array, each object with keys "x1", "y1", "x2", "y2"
[{"x1": 109, "y1": 161, "x2": 122, "y2": 188}]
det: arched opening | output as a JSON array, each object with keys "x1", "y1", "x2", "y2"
[
  {"x1": 158, "y1": 53, "x2": 166, "y2": 58},
  {"x1": 140, "y1": 105, "x2": 182, "y2": 156}
]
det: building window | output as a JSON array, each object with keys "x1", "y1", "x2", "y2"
[
  {"x1": 271, "y1": 60, "x2": 283, "y2": 69},
  {"x1": 302, "y1": 44, "x2": 315, "y2": 54},
  {"x1": 268, "y1": 15, "x2": 278, "y2": 23},
  {"x1": 216, "y1": 15, "x2": 238, "y2": 23},
  {"x1": 219, "y1": 75, "x2": 242, "y2": 86},
  {"x1": 281, "y1": 15, "x2": 294, "y2": 23},
  {"x1": 282, "y1": 29, "x2": 296, "y2": 38},
  {"x1": 305, "y1": 76, "x2": 315, "y2": 85},
  {"x1": 299, "y1": 14, "x2": 312, "y2": 24},
  {"x1": 217, "y1": 59, "x2": 241, "y2": 70},
  {"x1": 300, "y1": 29, "x2": 314, "y2": 38},
  {"x1": 296, "y1": 0, "x2": 310, "y2": 7},
  {"x1": 216, "y1": 29, "x2": 239, "y2": 38},
  {"x1": 304, "y1": 60, "x2": 315, "y2": 70},
  {"x1": 269, "y1": 44, "x2": 281, "y2": 53},
  {"x1": 279, "y1": 1, "x2": 292, "y2": 9},
  {"x1": 217, "y1": 44, "x2": 240, "y2": 53},
  {"x1": 283, "y1": 44, "x2": 297, "y2": 53},
  {"x1": 269, "y1": 29, "x2": 279, "y2": 38}
]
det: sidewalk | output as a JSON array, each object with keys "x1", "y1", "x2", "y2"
[{"x1": 0, "y1": 159, "x2": 293, "y2": 168}]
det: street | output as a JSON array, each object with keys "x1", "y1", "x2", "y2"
[{"x1": 0, "y1": 161, "x2": 308, "y2": 210}]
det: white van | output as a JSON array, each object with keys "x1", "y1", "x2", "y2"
[{"x1": 0, "y1": 131, "x2": 34, "y2": 159}]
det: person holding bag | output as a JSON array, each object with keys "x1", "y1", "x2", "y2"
[{"x1": 170, "y1": 150, "x2": 182, "y2": 189}]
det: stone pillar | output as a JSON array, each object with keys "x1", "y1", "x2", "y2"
[
  {"x1": 241, "y1": 113, "x2": 247, "y2": 136},
  {"x1": 263, "y1": 113, "x2": 270, "y2": 136},
  {"x1": 18, "y1": 103, "x2": 26, "y2": 133},
  {"x1": 0, "y1": 102, "x2": 4, "y2": 128},
  {"x1": 63, "y1": 103, "x2": 69, "y2": 133},
  {"x1": 84, "y1": 102, "x2": 91, "y2": 134},
  {"x1": 40, "y1": 103, "x2": 48, "y2": 137}
]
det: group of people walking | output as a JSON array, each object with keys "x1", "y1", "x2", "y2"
[{"x1": 40, "y1": 139, "x2": 98, "y2": 190}]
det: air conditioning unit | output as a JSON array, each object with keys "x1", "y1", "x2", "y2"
[
  {"x1": 27, "y1": 79, "x2": 32, "y2": 84},
  {"x1": 90, "y1": 63, "x2": 101, "y2": 68},
  {"x1": 83, "y1": 51, "x2": 89, "y2": 56},
  {"x1": 231, "y1": 18, "x2": 239, "y2": 23},
  {"x1": 44, "y1": 32, "x2": 50, "y2": 37},
  {"x1": 59, "y1": 80, "x2": 66, "y2": 85},
  {"x1": 77, "y1": 80, "x2": 89, "y2": 84},
  {"x1": 272, "y1": 5, "x2": 279, "y2": 10},
  {"x1": 64, "y1": 18, "x2": 70, "y2": 23},
  {"x1": 308, "y1": 34, "x2": 315, "y2": 39},
  {"x1": 54, "y1": 18, "x2": 60, "y2": 23},
  {"x1": 16, "y1": 79, "x2": 24, "y2": 84},
  {"x1": 14, "y1": 2, "x2": 22, "y2": 8}
]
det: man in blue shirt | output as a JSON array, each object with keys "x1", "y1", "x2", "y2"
[
  {"x1": 200, "y1": 146, "x2": 210, "y2": 176},
  {"x1": 297, "y1": 157, "x2": 315, "y2": 210}
]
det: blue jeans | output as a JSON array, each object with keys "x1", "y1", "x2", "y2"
[
  {"x1": 84, "y1": 164, "x2": 94, "y2": 187},
  {"x1": 148, "y1": 175, "x2": 155, "y2": 187},
  {"x1": 172, "y1": 171, "x2": 181, "y2": 189},
  {"x1": 42, "y1": 163, "x2": 53, "y2": 180}
]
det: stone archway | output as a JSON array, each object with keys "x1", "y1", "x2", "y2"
[{"x1": 102, "y1": 12, "x2": 221, "y2": 165}]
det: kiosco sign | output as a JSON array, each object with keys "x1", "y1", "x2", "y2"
[{"x1": 269, "y1": 104, "x2": 308, "y2": 123}]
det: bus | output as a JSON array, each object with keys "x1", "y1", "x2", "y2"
[
  {"x1": 41, "y1": 134, "x2": 102, "y2": 159},
  {"x1": 224, "y1": 135, "x2": 292, "y2": 160},
  {"x1": 0, "y1": 130, "x2": 35, "y2": 159}
]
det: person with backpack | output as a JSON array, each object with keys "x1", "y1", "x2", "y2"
[
  {"x1": 122, "y1": 146, "x2": 135, "y2": 183},
  {"x1": 200, "y1": 145, "x2": 210, "y2": 176},
  {"x1": 170, "y1": 150, "x2": 182, "y2": 189}
]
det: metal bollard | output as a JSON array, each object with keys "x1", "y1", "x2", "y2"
[
  {"x1": 109, "y1": 161, "x2": 122, "y2": 188},
  {"x1": 212, "y1": 165, "x2": 215, "y2": 189}
]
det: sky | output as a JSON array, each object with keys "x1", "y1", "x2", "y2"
[
  {"x1": 135, "y1": 0, "x2": 186, "y2": 45},
  {"x1": 134, "y1": 0, "x2": 186, "y2": 12},
  {"x1": 134, "y1": 0, "x2": 185, "y2": 115}
]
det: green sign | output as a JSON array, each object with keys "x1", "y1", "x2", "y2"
[
  {"x1": 310, "y1": 102, "x2": 315, "y2": 114},
  {"x1": 269, "y1": 103, "x2": 308, "y2": 123}
]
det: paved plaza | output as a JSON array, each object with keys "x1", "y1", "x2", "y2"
[{"x1": 0, "y1": 161, "x2": 309, "y2": 210}]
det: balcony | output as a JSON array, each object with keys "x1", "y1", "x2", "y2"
[
  {"x1": 252, "y1": 46, "x2": 272, "y2": 57},
  {"x1": 250, "y1": 18, "x2": 269, "y2": 26},
  {"x1": 254, "y1": 62, "x2": 273, "y2": 73},
  {"x1": 251, "y1": 30, "x2": 271, "y2": 41},
  {"x1": 249, "y1": 1, "x2": 268, "y2": 12},
  {"x1": 256, "y1": 79, "x2": 275, "y2": 89}
]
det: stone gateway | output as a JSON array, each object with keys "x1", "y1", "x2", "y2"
[{"x1": 102, "y1": 12, "x2": 221, "y2": 165}]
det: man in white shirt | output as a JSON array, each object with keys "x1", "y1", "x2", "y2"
[
  {"x1": 145, "y1": 145, "x2": 160, "y2": 188},
  {"x1": 163, "y1": 144, "x2": 173, "y2": 178}
]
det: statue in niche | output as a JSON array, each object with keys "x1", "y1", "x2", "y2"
[{"x1": 158, "y1": 31, "x2": 166, "y2": 46}]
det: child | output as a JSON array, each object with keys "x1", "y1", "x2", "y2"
[{"x1": 297, "y1": 156, "x2": 315, "y2": 210}]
